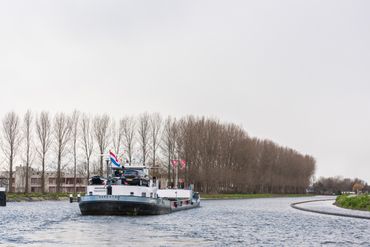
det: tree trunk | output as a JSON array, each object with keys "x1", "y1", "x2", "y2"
[
  {"x1": 25, "y1": 163, "x2": 29, "y2": 194},
  {"x1": 57, "y1": 151, "x2": 61, "y2": 193},
  {"x1": 167, "y1": 155, "x2": 171, "y2": 186},
  {"x1": 74, "y1": 151, "x2": 77, "y2": 194},
  {"x1": 41, "y1": 156, "x2": 45, "y2": 193},
  {"x1": 100, "y1": 154, "x2": 103, "y2": 177},
  {"x1": 9, "y1": 154, "x2": 13, "y2": 193},
  {"x1": 86, "y1": 159, "x2": 90, "y2": 182}
]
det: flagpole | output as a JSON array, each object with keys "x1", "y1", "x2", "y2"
[
  {"x1": 106, "y1": 157, "x2": 110, "y2": 180},
  {"x1": 105, "y1": 155, "x2": 112, "y2": 195},
  {"x1": 175, "y1": 151, "x2": 179, "y2": 189}
]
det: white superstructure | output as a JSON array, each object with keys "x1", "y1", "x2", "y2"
[
  {"x1": 86, "y1": 184, "x2": 158, "y2": 198},
  {"x1": 157, "y1": 189, "x2": 192, "y2": 199},
  {"x1": 86, "y1": 184, "x2": 193, "y2": 200}
]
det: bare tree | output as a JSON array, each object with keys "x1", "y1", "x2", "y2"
[
  {"x1": 80, "y1": 114, "x2": 94, "y2": 180},
  {"x1": 93, "y1": 115, "x2": 110, "y2": 176},
  {"x1": 71, "y1": 110, "x2": 80, "y2": 194},
  {"x1": 149, "y1": 113, "x2": 162, "y2": 176},
  {"x1": 121, "y1": 116, "x2": 136, "y2": 165},
  {"x1": 161, "y1": 116, "x2": 177, "y2": 186},
  {"x1": 36, "y1": 112, "x2": 52, "y2": 193},
  {"x1": 22, "y1": 110, "x2": 33, "y2": 193},
  {"x1": 53, "y1": 113, "x2": 72, "y2": 193},
  {"x1": 0, "y1": 110, "x2": 317, "y2": 195},
  {"x1": 138, "y1": 113, "x2": 150, "y2": 166},
  {"x1": 1, "y1": 112, "x2": 21, "y2": 193},
  {"x1": 111, "y1": 119, "x2": 123, "y2": 158}
]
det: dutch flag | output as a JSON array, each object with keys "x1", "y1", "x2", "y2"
[{"x1": 109, "y1": 150, "x2": 121, "y2": 167}]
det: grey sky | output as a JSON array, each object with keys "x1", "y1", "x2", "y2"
[{"x1": 0, "y1": 1, "x2": 369, "y2": 181}]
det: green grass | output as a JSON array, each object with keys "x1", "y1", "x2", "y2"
[
  {"x1": 336, "y1": 194, "x2": 370, "y2": 211},
  {"x1": 6, "y1": 192, "x2": 84, "y2": 202},
  {"x1": 201, "y1": 193, "x2": 312, "y2": 200}
]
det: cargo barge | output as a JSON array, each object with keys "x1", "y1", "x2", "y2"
[{"x1": 78, "y1": 166, "x2": 200, "y2": 216}]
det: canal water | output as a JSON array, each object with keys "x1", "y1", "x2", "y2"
[{"x1": 1, "y1": 196, "x2": 370, "y2": 246}]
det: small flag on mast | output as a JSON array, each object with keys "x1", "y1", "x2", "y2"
[
  {"x1": 171, "y1": 159, "x2": 178, "y2": 168},
  {"x1": 109, "y1": 150, "x2": 121, "y2": 167}
]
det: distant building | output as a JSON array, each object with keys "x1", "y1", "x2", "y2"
[
  {"x1": 0, "y1": 175, "x2": 10, "y2": 190},
  {"x1": 0, "y1": 166, "x2": 87, "y2": 193}
]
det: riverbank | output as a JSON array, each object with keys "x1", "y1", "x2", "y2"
[
  {"x1": 6, "y1": 192, "x2": 76, "y2": 202},
  {"x1": 291, "y1": 197, "x2": 370, "y2": 220},
  {"x1": 335, "y1": 194, "x2": 370, "y2": 211},
  {"x1": 201, "y1": 193, "x2": 312, "y2": 200},
  {"x1": 6, "y1": 192, "x2": 312, "y2": 202}
]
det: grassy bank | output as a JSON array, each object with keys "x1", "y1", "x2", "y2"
[
  {"x1": 336, "y1": 194, "x2": 370, "y2": 211},
  {"x1": 201, "y1": 193, "x2": 313, "y2": 200},
  {"x1": 6, "y1": 192, "x2": 80, "y2": 202}
]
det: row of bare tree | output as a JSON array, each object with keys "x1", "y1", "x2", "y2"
[
  {"x1": 170, "y1": 116, "x2": 316, "y2": 194},
  {"x1": 0, "y1": 111, "x2": 316, "y2": 194}
]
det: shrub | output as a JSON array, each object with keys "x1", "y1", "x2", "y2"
[{"x1": 336, "y1": 194, "x2": 370, "y2": 210}]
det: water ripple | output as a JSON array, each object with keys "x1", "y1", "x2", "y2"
[{"x1": 1, "y1": 197, "x2": 370, "y2": 246}]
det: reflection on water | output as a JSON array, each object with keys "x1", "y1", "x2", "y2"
[{"x1": 1, "y1": 197, "x2": 370, "y2": 246}]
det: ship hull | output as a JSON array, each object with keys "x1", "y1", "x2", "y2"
[{"x1": 79, "y1": 195, "x2": 200, "y2": 216}]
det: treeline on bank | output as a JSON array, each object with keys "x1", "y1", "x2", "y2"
[
  {"x1": 0, "y1": 111, "x2": 315, "y2": 194},
  {"x1": 312, "y1": 176, "x2": 369, "y2": 195},
  {"x1": 172, "y1": 117, "x2": 316, "y2": 194}
]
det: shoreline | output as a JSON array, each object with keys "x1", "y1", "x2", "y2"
[
  {"x1": 7, "y1": 197, "x2": 69, "y2": 202},
  {"x1": 6, "y1": 193, "x2": 73, "y2": 202},
  {"x1": 291, "y1": 198, "x2": 370, "y2": 220},
  {"x1": 5, "y1": 193, "x2": 313, "y2": 202},
  {"x1": 334, "y1": 202, "x2": 370, "y2": 212},
  {"x1": 201, "y1": 193, "x2": 313, "y2": 200}
]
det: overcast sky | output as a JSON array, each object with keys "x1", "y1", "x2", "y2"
[{"x1": 0, "y1": 0, "x2": 369, "y2": 181}]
